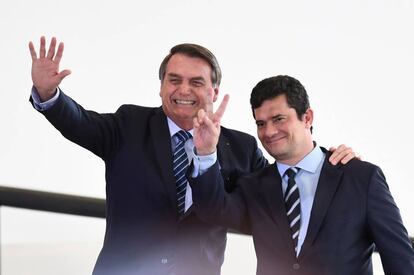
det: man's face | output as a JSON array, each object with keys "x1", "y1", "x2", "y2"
[
  {"x1": 160, "y1": 53, "x2": 218, "y2": 130},
  {"x1": 254, "y1": 94, "x2": 313, "y2": 164}
]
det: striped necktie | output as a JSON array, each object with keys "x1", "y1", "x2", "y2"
[
  {"x1": 173, "y1": 130, "x2": 192, "y2": 216},
  {"x1": 284, "y1": 167, "x2": 301, "y2": 255}
]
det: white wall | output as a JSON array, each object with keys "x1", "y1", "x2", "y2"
[{"x1": 0, "y1": 0, "x2": 413, "y2": 274}]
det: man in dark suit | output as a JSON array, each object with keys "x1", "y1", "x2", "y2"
[
  {"x1": 190, "y1": 75, "x2": 414, "y2": 275},
  {"x1": 28, "y1": 37, "x2": 355, "y2": 275}
]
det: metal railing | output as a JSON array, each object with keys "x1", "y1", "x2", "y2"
[
  {"x1": 0, "y1": 185, "x2": 106, "y2": 275},
  {"x1": 0, "y1": 186, "x2": 105, "y2": 218}
]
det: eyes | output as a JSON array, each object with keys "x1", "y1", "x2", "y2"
[
  {"x1": 256, "y1": 116, "x2": 286, "y2": 128},
  {"x1": 169, "y1": 78, "x2": 181, "y2": 85},
  {"x1": 168, "y1": 77, "x2": 205, "y2": 87},
  {"x1": 192, "y1": 80, "x2": 205, "y2": 87}
]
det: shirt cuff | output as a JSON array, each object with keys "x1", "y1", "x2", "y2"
[
  {"x1": 31, "y1": 86, "x2": 60, "y2": 111},
  {"x1": 191, "y1": 150, "x2": 217, "y2": 177}
]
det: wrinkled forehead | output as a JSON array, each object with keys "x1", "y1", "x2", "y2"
[{"x1": 165, "y1": 54, "x2": 213, "y2": 80}]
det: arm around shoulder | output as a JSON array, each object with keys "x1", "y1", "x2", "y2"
[{"x1": 189, "y1": 161, "x2": 250, "y2": 233}]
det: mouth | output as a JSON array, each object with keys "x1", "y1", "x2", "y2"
[
  {"x1": 266, "y1": 136, "x2": 286, "y2": 145},
  {"x1": 174, "y1": 99, "x2": 196, "y2": 105}
]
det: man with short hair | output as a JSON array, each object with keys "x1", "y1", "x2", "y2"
[
  {"x1": 190, "y1": 75, "x2": 414, "y2": 275},
  {"x1": 29, "y1": 37, "x2": 355, "y2": 275}
]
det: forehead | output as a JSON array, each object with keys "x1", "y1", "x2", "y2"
[
  {"x1": 166, "y1": 53, "x2": 212, "y2": 79},
  {"x1": 254, "y1": 94, "x2": 295, "y2": 119}
]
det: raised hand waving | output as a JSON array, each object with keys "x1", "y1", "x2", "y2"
[{"x1": 29, "y1": 36, "x2": 71, "y2": 101}]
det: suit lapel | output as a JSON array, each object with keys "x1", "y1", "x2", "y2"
[
  {"x1": 260, "y1": 165, "x2": 297, "y2": 254},
  {"x1": 299, "y1": 157, "x2": 343, "y2": 260},
  {"x1": 149, "y1": 108, "x2": 177, "y2": 213}
]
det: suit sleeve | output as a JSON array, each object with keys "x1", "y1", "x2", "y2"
[
  {"x1": 190, "y1": 161, "x2": 251, "y2": 234},
  {"x1": 250, "y1": 137, "x2": 268, "y2": 172},
  {"x1": 30, "y1": 90, "x2": 121, "y2": 160},
  {"x1": 366, "y1": 166, "x2": 414, "y2": 274}
]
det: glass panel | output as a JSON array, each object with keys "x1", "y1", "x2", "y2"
[{"x1": 1, "y1": 207, "x2": 104, "y2": 275}]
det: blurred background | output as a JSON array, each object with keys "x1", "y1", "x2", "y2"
[{"x1": 0, "y1": 0, "x2": 413, "y2": 274}]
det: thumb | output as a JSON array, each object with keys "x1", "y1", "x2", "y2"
[{"x1": 58, "y1": 69, "x2": 71, "y2": 80}]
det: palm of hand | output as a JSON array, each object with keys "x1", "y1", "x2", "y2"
[
  {"x1": 29, "y1": 37, "x2": 71, "y2": 101},
  {"x1": 32, "y1": 58, "x2": 61, "y2": 94}
]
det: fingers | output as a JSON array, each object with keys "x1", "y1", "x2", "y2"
[
  {"x1": 28, "y1": 41, "x2": 37, "y2": 60},
  {"x1": 193, "y1": 108, "x2": 219, "y2": 155},
  {"x1": 196, "y1": 108, "x2": 207, "y2": 125},
  {"x1": 214, "y1": 94, "x2": 229, "y2": 122},
  {"x1": 58, "y1": 69, "x2": 72, "y2": 80},
  {"x1": 54, "y1": 42, "x2": 64, "y2": 64},
  {"x1": 195, "y1": 109, "x2": 215, "y2": 129},
  {"x1": 339, "y1": 153, "x2": 355, "y2": 165},
  {"x1": 193, "y1": 116, "x2": 200, "y2": 129},
  {"x1": 205, "y1": 88, "x2": 214, "y2": 114},
  {"x1": 30, "y1": 36, "x2": 64, "y2": 64},
  {"x1": 328, "y1": 144, "x2": 355, "y2": 165},
  {"x1": 39, "y1": 36, "x2": 46, "y2": 58},
  {"x1": 46, "y1": 37, "x2": 57, "y2": 59},
  {"x1": 201, "y1": 109, "x2": 216, "y2": 129}
]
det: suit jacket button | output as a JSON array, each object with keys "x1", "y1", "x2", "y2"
[
  {"x1": 293, "y1": 263, "x2": 300, "y2": 270},
  {"x1": 161, "y1": 258, "x2": 168, "y2": 264}
]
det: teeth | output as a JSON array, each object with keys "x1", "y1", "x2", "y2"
[{"x1": 175, "y1": 99, "x2": 195, "y2": 105}]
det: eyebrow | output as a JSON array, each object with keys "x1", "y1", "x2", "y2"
[
  {"x1": 166, "y1": 73, "x2": 205, "y2": 82},
  {"x1": 166, "y1": 73, "x2": 182, "y2": 79},
  {"x1": 190, "y1": 77, "x2": 206, "y2": 82},
  {"x1": 255, "y1": 114, "x2": 285, "y2": 123}
]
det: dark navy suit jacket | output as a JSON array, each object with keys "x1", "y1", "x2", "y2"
[
  {"x1": 32, "y1": 91, "x2": 267, "y2": 275},
  {"x1": 190, "y1": 148, "x2": 414, "y2": 275}
]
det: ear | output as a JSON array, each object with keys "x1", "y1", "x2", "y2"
[
  {"x1": 304, "y1": 108, "x2": 314, "y2": 129},
  {"x1": 212, "y1": 87, "x2": 219, "y2": 102},
  {"x1": 159, "y1": 84, "x2": 165, "y2": 98},
  {"x1": 159, "y1": 79, "x2": 166, "y2": 97}
]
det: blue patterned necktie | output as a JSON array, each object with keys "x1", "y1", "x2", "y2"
[
  {"x1": 285, "y1": 167, "x2": 301, "y2": 255},
  {"x1": 173, "y1": 130, "x2": 192, "y2": 216}
]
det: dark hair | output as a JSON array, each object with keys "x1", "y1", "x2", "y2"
[
  {"x1": 250, "y1": 75, "x2": 310, "y2": 119},
  {"x1": 159, "y1": 43, "x2": 222, "y2": 87}
]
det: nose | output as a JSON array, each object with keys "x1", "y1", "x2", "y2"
[
  {"x1": 178, "y1": 82, "x2": 192, "y2": 95},
  {"x1": 263, "y1": 123, "x2": 278, "y2": 139}
]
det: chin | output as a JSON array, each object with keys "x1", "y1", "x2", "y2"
[{"x1": 267, "y1": 147, "x2": 287, "y2": 158}]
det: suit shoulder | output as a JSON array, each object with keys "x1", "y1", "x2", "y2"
[
  {"x1": 114, "y1": 105, "x2": 162, "y2": 120},
  {"x1": 116, "y1": 104, "x2": 160, "y2": 115},
  {"x1": 340, "y1": 158, "x2": 381, "y2": 173},
  {"x1": 323, "y1": 147, "x2": 381, "y2": 175},
  {"x1": 335, "y1": 158, "x2": 386, "y2": 187}
]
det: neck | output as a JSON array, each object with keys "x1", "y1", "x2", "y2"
[
  {"x1": 277, "y1": 139, "x2": 315, "y2": 166},
  {"x1": 172, "y1": 118, "x2": 194, "y2": 131}
]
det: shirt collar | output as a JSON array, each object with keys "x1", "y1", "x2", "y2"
[
  {"x1": 166, "y1": 117, "x2": 194, "y2": 138},
  {"x1": 276, "y1": 145, "x2": 324, "y2": 178}
]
